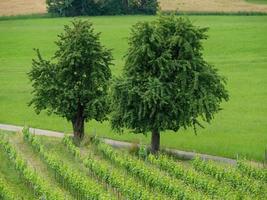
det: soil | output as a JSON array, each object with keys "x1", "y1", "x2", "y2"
[
  {"x1": 0, "y1": 0, "x2": 46, "y2": 16},
  {"x1": 160, "y1": 0, "x2": 267, "y2": 13}
]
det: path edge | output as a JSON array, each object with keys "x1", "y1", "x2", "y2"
[{"x1": 0, "y1": 123, "x2": 236, "y2": 165}]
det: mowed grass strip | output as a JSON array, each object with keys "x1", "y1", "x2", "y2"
[{"x1": 0, "y1": 15, "x2": 266, "y2": 161}]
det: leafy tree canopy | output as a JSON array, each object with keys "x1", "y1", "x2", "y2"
[
  {"x1": 110, "y1": 15, "x2": 229, "y2": 152},
  {"x1": 46, "y1": 0, "x2": 158, "y2": 16},
  {"x1": 29, "y1": 20, "x2": 112, "y2": 140}
]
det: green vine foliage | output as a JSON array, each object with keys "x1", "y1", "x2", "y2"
[
  {"x1": 237, "y1": 160, "x2": 267, "y2": 183},
  {"x1": 62, "y1": 135, "x2": 80, "y2": 158},
  {"x1": 147, "y1": 154, "x2": 244, "y2": 199},
  {"x1": 23, "y1": 128, "x2": 113, "y2": 200},
  {"x1": 193, "y1": 157, "x2": 267, "y2": 199},
  {"x1": 0, "y1": 177, "x2": 15, "y2": 200},
  {"x1": 111, "y1": 15, "x2": 229, "y2": 135},
  {"x1": 62, "y1": 136, "x2": 168, "y2": 200},
  {"x1": 94, "y1": 141, "x2": 206, "y2": 200},
  {"x1": 0, "y1": 135, "x2": 64, "y2": 200}
]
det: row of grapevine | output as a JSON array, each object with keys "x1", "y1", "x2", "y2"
[
  {"x1": 0, "y1": 135, "x2": 64, "y2": 200},
  {"x1": 0, "y1": 177, "x2": 15, "y2": 200},
  {"x1": 62, "y1": 135, "x2": 80, "y2": 158},
  {"x1": 94, "y1": 141, "x2": 207, "y2": 200},
  {"x1": 237, "y1": 160, "x2": 267, "y2": 183},
  {"x1": 62, "y1": 136, "x2": 170, "y2": 200},
  {"x1": 193, "y1": 157, "x2": 266, "y2": 198},
  {"x1": 147, "y1": 154, "x2": 243, "y2": 199},
  {"x1": 23, "y1": 128, "x2": 113, "y2": 200}
]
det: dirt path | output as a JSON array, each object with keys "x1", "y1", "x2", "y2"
[
  {"x1": 0, "y1": 123, "x2": 237, "y2": 164},
  {"x1": 0, "y1": 123, "x2": 64, "y2": 137}
]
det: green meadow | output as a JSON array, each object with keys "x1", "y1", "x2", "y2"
[{"x1": 0, "y1": 15, "x2": 266, "y2": 161}]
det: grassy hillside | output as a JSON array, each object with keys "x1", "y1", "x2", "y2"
[
  {"x1": 0, "y1": 131, "x2": 266, "y2": 199},
  {"x1": 0, "y1": 15, "x2": 266, "y2": 161}
]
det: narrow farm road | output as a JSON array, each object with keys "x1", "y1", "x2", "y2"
[
  {"x1": 0, "y1": 123, "x2": 64, "y2": 137},
  {"x1": 0, "y1": 123, "x2": 236, "y2": 165}
]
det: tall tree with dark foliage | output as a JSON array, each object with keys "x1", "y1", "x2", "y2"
[
  {"x1": 29, "y1": 20, "x2": 112, "y2": 141},
  {"x1": 110, "y1": 16, "x2": 229, "y2": 153}
]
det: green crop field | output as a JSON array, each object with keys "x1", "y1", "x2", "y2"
[
  {"x1": 0, "y1": 130, "x2": 266, "y2": 199},
  {"x1": 0, "y1": 15, "x2": 267, "y2": 161}
]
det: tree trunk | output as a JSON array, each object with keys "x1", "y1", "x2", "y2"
[
  {"x1": 122, "y1": 0, "x2": 128, "y2": 7},
  {"x1": 72, "y1": 104, "x2": 84, "y2": 142},
  {"x1": 151, "y1": 129, "x2": 160, "y2": 154},
  {"x1": 122, "y1": 0, "x2": 129, "y2": 13},
  {"x1": 141, "y1": 0, "x2": 147, "y2": 7}
]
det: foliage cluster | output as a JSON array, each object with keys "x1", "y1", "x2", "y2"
[
  {"x1": 63, "y1": 136, "x2": 167, "y2": 199},
  {"x1": 111, "y1": 16, "x2": 228, "y2": 135},
  {"x1": 23, "y1": 128, "x2": 112, "y2": 200},
  {"x1": 1, "y1": 131, "x2": 266, "y2": 199},
  {"x1": 29, "y1": 16, "x2": 228, "y2": 152},
  {"x1": 193, "y1": 157, "x2": 267, "y2": 198},
  {"x1": 94, "y1": 139, "x2": 267, "y2": 199},
  {"x1": 0, "y1": 135, "x2": 64, "y2": 200},
  {"x1": 0, "y1": 177, "x2": 14, "y2": 200},
  {"x1": 147, "y1": 154, "x2": 242, "y2": 198},
  {"x1": 237, "y1": 160, "x2": 267, "y2": 183},
  {"x1": 95, "y1": 141, "x2": 199, "y2": 199},
  {"x1": 110, "y1": 15, "x2": 228, "y2": 152},
  {"x1": 46, "y1": 0, "x2": 158, "y2": 16},
  {"x1": 29, "y1": 20, "x2": 112, "y2": 140}
]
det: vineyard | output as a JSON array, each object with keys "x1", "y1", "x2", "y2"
[
  {"x1": 0, "y1": 129, "x2": 266, "y2": 200},
  {"x1": 0, "y1": 0, "x2": 266, "y2": 198}
]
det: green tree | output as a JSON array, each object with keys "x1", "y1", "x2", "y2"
[
  {"x1": 29, "y1": 20, "x2": 112, "y2": 141},
  {"x1": 110, "y1": 16, "x2": 229, "y2": 153},
  {"x1": 46, "y1": 0, "x2": 158, "y2": 16}
]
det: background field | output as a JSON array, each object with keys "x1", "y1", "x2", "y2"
[
  {"x1": 0, "y1": 15, "x2": 266, "y2": 161},
  {"x1": 246, "y1": 0, "x2": 267, "y2": 4},
  {"x1": 0, "y1": 0, "x2": 46, "y2": 16},
  {"x1": 160, "y1": 0, "x2": 267, "y2": 12},
  {"x1": 1, "y1": 0, "x2": 267, "y2": 16}
]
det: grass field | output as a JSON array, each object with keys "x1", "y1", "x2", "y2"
[
  {"x1": 0, "y1": 131, "x2": 266, "y2": 199},
  {"x1": 0, "y1": 15, "x2": 267, "y2": 161}
]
